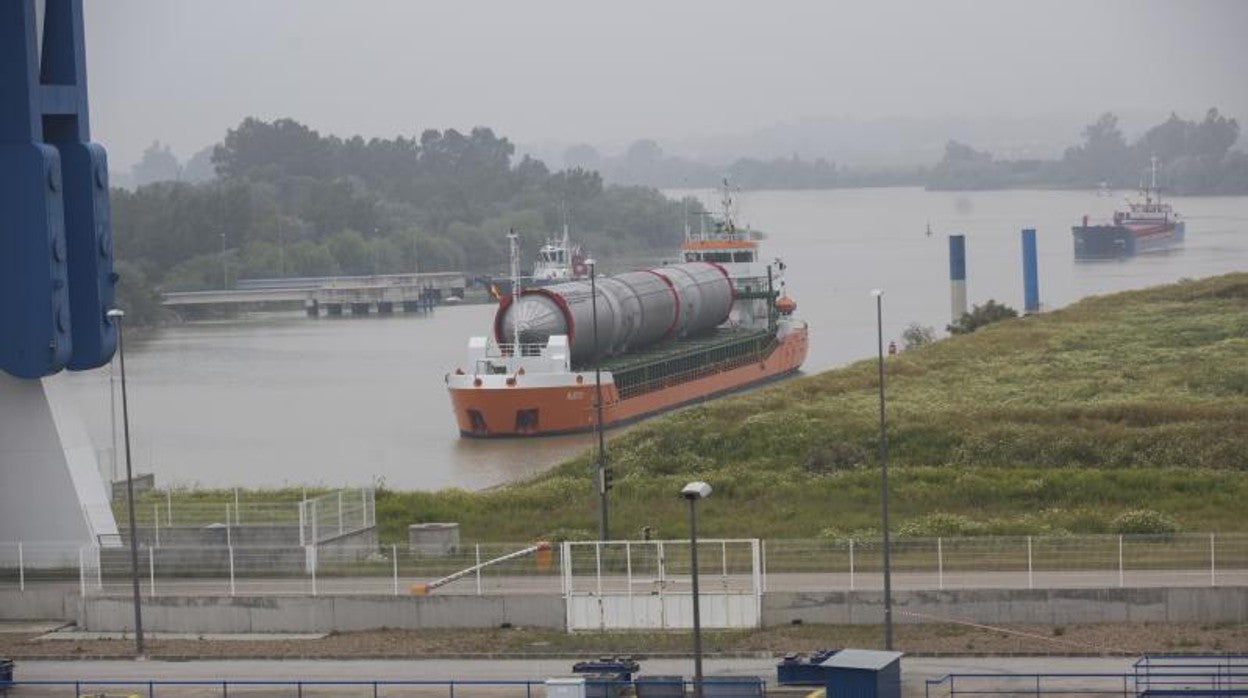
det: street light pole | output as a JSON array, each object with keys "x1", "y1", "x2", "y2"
[
  {"x1": 681, "y1": 481, "x2": 712, "y2": 698},
  {"x1": 106, "y1": 309, "x2": 144, "y2": 656},
  {"x1": 872, "y1": 289, "x2": 894, "y2": 650},
  {"x1": 219, "y1": 231, "x2": 227, "y2": 288},
  {"x1": 589, "y1": 260, "x2": 608, "y2": 541}
]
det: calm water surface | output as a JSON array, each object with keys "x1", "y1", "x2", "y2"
[{"x1": 62, "y1": 188, "x2": 1248, "y2": 490}]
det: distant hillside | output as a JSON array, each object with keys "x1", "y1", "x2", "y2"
[{"x1": 377, "y1": 274, "x2": 1248, "y2": 541}]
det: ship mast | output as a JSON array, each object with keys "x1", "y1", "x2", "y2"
[
  {"x1": 1149, "y1": 154, "x2": 1159, "y2": 204},
  {"x1": 507, "y1": 229, "x2": 521, "y2": 361}
]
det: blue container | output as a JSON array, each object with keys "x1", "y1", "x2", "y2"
[
  {"x1": 635, "y1": 675, "x2": 684, "y2": 698},
  {"x1": 702, "y1": 676, "x2": 765, "y2": 698},
  {"x1": 777, "y1": 649, "x2": 841, "y2": 685},
  {"x1": 824, "y1": 649, "x2": 902, "y2": 698}
]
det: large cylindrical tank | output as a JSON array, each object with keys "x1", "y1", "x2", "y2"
[{"x1": 494, "y1": 262, "x2": 731, "y2": 363}]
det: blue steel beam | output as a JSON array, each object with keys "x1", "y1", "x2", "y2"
[{"x1": 0, "y1": 0, "x2": 116, "y2": 378}]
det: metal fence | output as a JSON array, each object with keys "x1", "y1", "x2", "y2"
[
  {"x1": 0, "y1": 678, "x2": 764, "y2": 698},
  {"x1": 924, "y1": 656, "x2": 1248, "y2": 698},
  {"x1": 110, "y1": 488, "x2": 375, "y2": 547},
  {"x1": 3, "y1": 533, "x2": 1247, "y2": 597}
]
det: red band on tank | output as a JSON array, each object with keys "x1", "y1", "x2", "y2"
[
  {"x1": 645, "y1": 269, "x2": 681, "y2": 340},
  {"x1": 493, "y1": 287, "x2": 578, "y2": 347},
  {"x1": 704, "y1": 261, "x2": 736, "y2": 303}
]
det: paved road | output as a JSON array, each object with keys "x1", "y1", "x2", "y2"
[{"x1": 9, "y1": 656, "x2": 1143, "y2": 698}]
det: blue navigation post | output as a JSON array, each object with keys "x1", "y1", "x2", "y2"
[
  {"x1": 1022, "y1": 228, "x2": 1039, "y2": 314},
  {"x1": 1, "y1": 0, "x2": 116, "y2": 379},
  {"x1": 948, "y1": 234, "x2": 967, "y2": 324}
]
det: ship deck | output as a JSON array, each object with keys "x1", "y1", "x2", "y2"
[{"x1": 580, "y1": 326, "x2": 778, "y2": 401}]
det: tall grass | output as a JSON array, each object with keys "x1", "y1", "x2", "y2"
[
  {"x1": 162, "y1": 274, "x2": 1248, "y2": 542},
  {"x1": 376, "y1": 274, "x2": 1248, "y2": 541}
]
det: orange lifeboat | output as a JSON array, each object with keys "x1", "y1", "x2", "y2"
[{"x1": 775, "y1": 295, "x2": 797, "y2": 315}]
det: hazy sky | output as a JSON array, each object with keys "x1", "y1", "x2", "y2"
[{"x1": 82, "y1": 0, "x2": 1248, "y2": 169}]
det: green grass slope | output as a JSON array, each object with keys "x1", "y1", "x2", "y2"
[{"x1": 385, "y1": 274, "x2": 1247, "y2": 541}]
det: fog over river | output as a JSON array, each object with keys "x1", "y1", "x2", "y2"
[{"x1": 61, "y1": 188, "x2": 1248, "y2": 490}]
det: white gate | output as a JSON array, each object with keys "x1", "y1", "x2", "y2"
[{"x1": 561, "y1": 539, "x2": 761, "y2": 631}]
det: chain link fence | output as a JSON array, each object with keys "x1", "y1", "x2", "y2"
[{"x1": 3, "y1": 533, "x2": 1247, "y2": 598}]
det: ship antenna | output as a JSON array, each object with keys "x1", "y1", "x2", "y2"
[
  {"x1": 507, "y1": 229, "x2": 521, "y2": 361},
  {"x1": 561, "y1": 201, "x2": 570, "y2": 250},
  {"x1": 720, "y1": 177, "x2": 735, "y2": 232},
  {"x1": 1150, "y1": 154, "x2": 1159, "y2": 202}
]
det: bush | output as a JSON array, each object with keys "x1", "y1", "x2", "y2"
[
  {"x1": 897, "y1": 513, "x2": 986, "y2": 538},
  {"x1": 1111, "y1": 509, "x2": 1180, "y2": 534},
  {"x1": 902, "y1": 322, "x2": 937, "y2": 349},
  {"x1": 947, "y1": 300, "x2": 1019, "y2": 334}
]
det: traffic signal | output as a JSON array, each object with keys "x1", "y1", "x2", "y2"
[{"x1": 603, "y1": 467, "x2": 615, "y2": 492}]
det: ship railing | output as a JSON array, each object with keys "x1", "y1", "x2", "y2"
[{"x1": 614, "y1": 336, "x2": 776, "y2": 400}]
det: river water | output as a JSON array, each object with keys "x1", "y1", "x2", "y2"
[{"x1": 61, "y1": 188, "x2": 1248, "y2": 490}]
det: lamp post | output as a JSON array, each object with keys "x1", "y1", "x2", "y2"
[
  {"x1": 871, "y1": 289, "x2": 894, "y2": 650},
  {"x1": 681, "y1": 481, "x2": 712, "y2": 698},
  {"x1": 106, "y1": 309, "x2": 144, "y2": 656},
  {"x1": 589, "y1": 259, "x2": 608, "y2": 541}
]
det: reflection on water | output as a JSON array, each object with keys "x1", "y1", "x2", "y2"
[{"x1": 63, "y1": 188, "x2": 1248, "y2": 490}]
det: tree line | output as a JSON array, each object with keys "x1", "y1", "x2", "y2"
[
  {"x1": 111, "y1": 119, "x2": 696, "y2": 322},
  {"x1": 928, "y1": 108, "x2": 1248, "y2": 193}
]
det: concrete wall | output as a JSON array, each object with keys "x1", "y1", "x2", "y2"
[
  {"x1": 0, "y1": 588, "x2": 80, "y2": 620},
  {"x1": 12, "y1": 585, "x2": 1245, "y2": 632},
  {"x1": 80, "y1": 594, "x2": 567, "y2": 632},
  {"x1": 762, "y1": 587, "x2": 1248, "y2": 626}
]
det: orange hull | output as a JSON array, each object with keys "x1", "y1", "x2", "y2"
[{"x1": 448, "y1": 326, "x2": 808, "y2": 437}]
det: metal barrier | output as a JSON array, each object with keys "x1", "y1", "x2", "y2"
[
  {"x1": 3, "y1": 533, "x2": 1248, "y2": 597},
  {"x1": 925, "y1": 663, "x2": 1248, "y2": 698},
  {"x1": 0, "y1": 678, "x2": 764, "y2": 698},
  {"x1": 1133, "y1": 655, "x2": 1248, "y2": 695}
]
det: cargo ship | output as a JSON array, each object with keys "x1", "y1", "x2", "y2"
[
  {"x1": 446, "y1": 193, "x2": 808, "y2": 437},
  {"x1": 1073, "y1": 156, "x2": 1185, "y2": 259}
]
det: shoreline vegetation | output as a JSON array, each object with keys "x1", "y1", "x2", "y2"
[
  {"x1": 130, "y1": 273, "x2": 1248, "y2": 542},
  {"x1": 112, "y1": 109, "x2": 1246, "y2": 326},
  {"x1": 576, "y1": 109, "x2": 1248, "y2": 195}
]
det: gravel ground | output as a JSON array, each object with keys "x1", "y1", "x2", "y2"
[{"x1": 1, "y1": 622, "x2": 1246, "y2": 659}]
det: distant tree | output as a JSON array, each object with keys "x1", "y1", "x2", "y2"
[
  {"x1": 180, "y1": 145, "x2": 217, "y2": 184},
  {"x1": 947, "y1": 300, "x2": 1019, "y2": 335},
  {"x1": 562, "y1": 144, "x2": 602, "y2": 170},
  {"x1": 1061, "y1": 112, "x2": 1132, "y2": 186},
  {"x1": 1189, "y1": 108, "x2": 1239, "y2": 160},
  {"x1": 901, "y1": 323, "x2": 937, "y2": 349},
  {"x1": 131, "y1": 140, "x2": 181, "y2": 186}
]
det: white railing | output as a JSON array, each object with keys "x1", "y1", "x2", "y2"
[
  {"x1": 299, "y1": 488, "x2": 376, "y2": 545},
  {"x1": 2, "y1": 533, "x2": 1246, "y2": 598}
]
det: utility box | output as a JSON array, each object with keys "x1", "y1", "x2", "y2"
[
  {"x1": 546, "y1": 677, "x2": 587, "y2": 698},
  {"x1": 408, "y1": 522, "x2": 460, "y2": 555},
  {"x1": 824, "y1": 649, "x2": 902, "y2": 698},
  {"x1": 702, "y1": 676, "x2": 765, "y2": 698},
  {"x1": 778, "y1": 649, "x2": 841, "y2": 685},
  {"x1": 635, "y1": 676, "x2": 684, "y2": 698}
]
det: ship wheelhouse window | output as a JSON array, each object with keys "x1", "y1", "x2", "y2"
[{"x1": 732, "y1": 251, "x2": 754, "y2": 262}]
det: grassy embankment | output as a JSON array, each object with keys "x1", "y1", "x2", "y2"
[
  {"x1": 375, "y1": 273, "x2": 1248, "y2": 541},
  {"x1": 130, "y1": 274, "x2": 1248, "y2": 542}
]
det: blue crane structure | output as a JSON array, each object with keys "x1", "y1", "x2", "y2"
[
  {"x1": 2, "y1": 0, "x2": 116, "y2": 379},
  {"x1": 1, "y1": 0, "x2": 121, "y2": 553}
]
